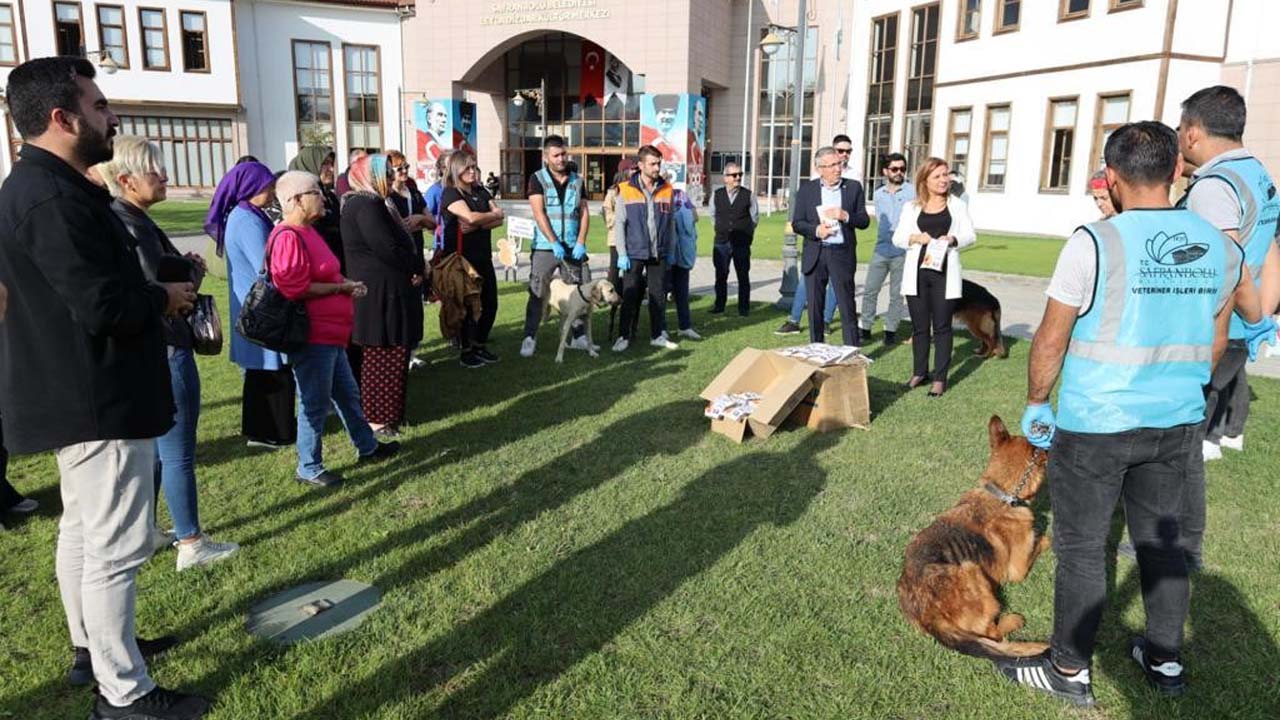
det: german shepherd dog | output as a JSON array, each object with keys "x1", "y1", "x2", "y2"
[
  {"x1": 954, "y1": 281, "x2": 1008, "y2": 359},
  {"x1": 898, "y1": 416, "x2": 1050, "y2": 659}
]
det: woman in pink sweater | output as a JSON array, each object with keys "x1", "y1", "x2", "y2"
[{"x1": 269, "y1": 171, "x2": 400, "y2": 488}]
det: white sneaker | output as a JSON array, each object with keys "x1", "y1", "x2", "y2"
[
  {"x1": 520, "y1": 336, "x2": 536, "y2": 357},
  {"x1": 152, "y1": 527, "x2": 176, "y2": 553},
  {"x1": 569, "y1": 335, "x2": 591, "y2": 351},
  {"x1": 677, "y1": 328, "x2": 702, "y2": 341},
  {"x1": 612, "y1": 337, "x2": 630, "y2": 353},
  {"x1": 1202, "y1": 440, "x2": 1223, "y2": 461},
  {"x1": 176, "y1": 535, "x2": 240, "y2": 572},
  {"x1": 408, "y1": 356, "x2": 426, "y2": 370},
  {"x1": 9, "y1": 498, "x2": 38, "y2": 513},
  {"x1": 650, "y1": 333, "x2": 679, "y2": 350},
  {"x1": 1219, "y1": 434, "x2": 1243, "y2": 452}
]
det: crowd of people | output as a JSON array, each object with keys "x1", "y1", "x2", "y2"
[{"x1": 0, "y1": 48, "x2": 1276, "y2": 719}]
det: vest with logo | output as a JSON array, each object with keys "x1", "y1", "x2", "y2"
[
  {"x1": 618, "y1": 175, "x2": 675, "y2": 261},
  {"x1": 1057, "y1": 210, "x2": 1241, "y2": 434},
  {"x1": 713, "y1": 187, "x2": 754, "y2": 245},
  {"x1": 532, "y1": 168, "x2": 584, "y2": 251},
  {"x1": 1177, "y1": 155, "x2": 1279, "y2": 339}
]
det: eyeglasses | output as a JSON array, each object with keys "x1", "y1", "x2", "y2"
[
  {"x1": 725, "y1": 172, "x2": 743, "y2": 178},
  {"x1": 293, "y1": 189, "x2": 321, "y2": 200},
  {"x1": 817, "y1": 163, "x2": 840, "y2": 170},
  {"x1": 835, "y1": 147, "x2": 853, "y2": 154},
  {"x1": 887, "y1": 165, "x2": 907, "y2": 172},
  {"x1": 393, "y1": 165, "x2": 409, "y2": 175}
]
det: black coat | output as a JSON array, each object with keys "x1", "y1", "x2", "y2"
[
  {"x1": 341, "y1": 193, "x2": 425, "y2": 348},
  {"x1": 0, "y1": 145, "x2": 174, "y2": 454},
  {"x1": 791, "y1": 178, "x2": 870, "y2": 274},
  {"x1": 113, "y1": 199, "x2": 197, "y2": 349}
]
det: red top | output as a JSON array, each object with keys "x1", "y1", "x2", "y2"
[{"x1": 268, "y1": 224, "x2": 353, "y2": 347}]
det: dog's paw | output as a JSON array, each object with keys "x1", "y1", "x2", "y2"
[
  {"x1": 555, "y1": 355, "x2": 565, "y2": 364},
  {"x1": 588, "y1": 350, "x2": 599, "y2": 358}
]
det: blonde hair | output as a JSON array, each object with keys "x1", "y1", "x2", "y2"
[
  {"x1": 94, "y1": 136, "x2": 165, "y2": 197},
  {"x1": 913, "y1": 156, "x2": 950, "y2": 207},
  {"x1": 445, "y1": 150, "x2": 477, "y2": 189}
]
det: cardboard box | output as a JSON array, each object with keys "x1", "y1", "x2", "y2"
[
  {"x1": 789, "y1": 357, "x2": 872, "y2": 432},
  {"x1": 700, "y1": 348, "x2": 818, "y2": 443}
]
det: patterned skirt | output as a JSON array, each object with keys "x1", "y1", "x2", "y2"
[{"x1": 359, "y1": 345, "x2": 409, "y2": 427}]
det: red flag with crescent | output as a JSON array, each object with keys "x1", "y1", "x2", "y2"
[{"x1": 580, "y1": 40, "x2": 605, "y2": 110}]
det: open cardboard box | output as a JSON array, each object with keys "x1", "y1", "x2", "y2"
[
  {"x1": 699, "y1": 348, "x2": 818, "y2": 443},
  {"x1": 790, "y1": 358, "x2": 872, "y2": 432}
]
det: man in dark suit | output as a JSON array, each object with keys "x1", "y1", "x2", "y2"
[{"x1": 791, "y1": 146, "x2": 871, "y2": 346}]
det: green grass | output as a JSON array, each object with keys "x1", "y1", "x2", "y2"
[
  {"x1": 2, "y1": 276, "x2": 1277, "y2": 719},
  {"x1": 152, "y1": 199, "x2": 212, "y2": 236}
]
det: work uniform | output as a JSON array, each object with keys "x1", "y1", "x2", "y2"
[{"x1": 524, "y1": 168, "x2": 590, "y2": 340}]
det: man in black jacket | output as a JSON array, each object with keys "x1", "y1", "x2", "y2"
[
  {"x1": 0, "y1": 57, "x2": 208, "y2": 719},
  {"x1": 709, "y1": 161, "x2": 758, "y2": 316},
  {"x1": 791, "y1": 146, "x2": 871, "y2": 346}
]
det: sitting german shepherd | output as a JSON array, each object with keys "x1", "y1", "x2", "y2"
[
  {"x1": 897, "y1": 416, "x2": 1050, "y2": 659},
  {"x1": 954, "y1": 281, "x2": 1007, "y2": 359}
]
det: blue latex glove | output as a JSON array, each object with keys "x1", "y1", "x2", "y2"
[
  {"x1": 1021, "y1": 403, "x2": 1056, "y2": 449},
  {"x1": 550, "y1": 242, "x2": 566, "y2": 260},
  {"x1": 572, "y1": 243, "x2": 587, "y2": 261},
  {"x1": 617, "y1": 254, "x2": 631, "y2": 272},
  {"x1": 1243, "y1": 315, "x2": 1278, "y2": 361}
]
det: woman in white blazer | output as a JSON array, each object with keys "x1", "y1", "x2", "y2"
[{"x1": 892, "y1": 157, "x2": 977, "y2": 397}]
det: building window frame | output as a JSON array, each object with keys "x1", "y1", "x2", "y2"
[
  {"x1": 342, "y1": 43, "x2": 382, "y2": 154},
  {"x1": 0, "y1": 3, "x2": 18, "y2": 66},
  {"x1": 981, "y1": 103, "x2": 1012, "y2": 191},
  {"x1": 138, "y1": 7, "x2": 169, "y2": 71},
  {"x1": 902, "y1": 2, "x2": 940, "y2": 174},
  {"x1": 117, "y1": 114, "x2": 234, "y2": 188},
  {"x1": 179, "y1": 10, "x2": 209, "y2": 73},
  {"x1": 994, "y1": 0, "x2": 1020, "y2": 34},
  {"x1": 946, "y1": 107, "x2": 972, "y2": 184},
  {"x1": 1040, "y1": 96, "x2": 1079, "y2": 194},
  {"x1": 95, "y1": 4, "x2": 129, "y2": 69},
  {"x1": 956, "y1": 0, "x2": 980, "y2": 41},
  {"x1": 292, "y1": 39, "x2": 335, "y2": 147},
  {"x1": 1108, "y1": 0, "x2": 1142, "y2": 11},
  {"x1": 1089, "y1": 91, "x2": 1131, "y2": 175},
  {"x1": 862, "y1": 11, "x2": 900, "y2": 193},
  {"x1": 1059, "y1": 0, "x2": 1091, "y2": 22},
  {"x1": 54, "y1": 2, "x2": 85, "y2": 57}
]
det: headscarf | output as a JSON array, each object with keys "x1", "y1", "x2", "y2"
[
  {"x1": 205, "y1": 161, "x2": 276, "y2": 256},
  {"x1": 288, "y1": 145, "x2": 334, "y2": 180},
  {"x1": 345, "y1": 153, "x2": 392, "y2": 198}
]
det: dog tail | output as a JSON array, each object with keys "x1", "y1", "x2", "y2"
[{"x1": 938, "y1": 630, "x2": 1049, "y2": 660}]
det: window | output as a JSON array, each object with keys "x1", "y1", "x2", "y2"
[
  {"x1": 1060, "y1": 0, "x2": 1090, "y2": 21},
  {"x1": 1109, "y1": 0, "x2": 1142, "y2": 10},
  {"x1": 957, "y1": 0, "x2": 980, "y2": 40},
  {"x1": 117, "y1": 115, "x2": 234, "y2": 188},
  {"x1": 862, "y1": 12, "x2": 898, "y2": 192},
  {"x1": 903, "y1": 3, "x2": 939, "y2": 174},
  {"x1": 96, "y1": 5, "x2": 128, "y2": 68},
  {"x1": 343, "y1": 45, "x2": 381, "y2": 152},
  {"x1": 1041, "y1": 98, "x2": 1078, "y2": 192},
  {"x1": 54, "y1": 3, "x2": 84, "y2": 56},
  {"x1": 0, "y1": 5, "x2": 17, "y2": 65},
  {"x1": 947, "y1": 108, "x2": 972, "y2": 181},
  {"x1": 179, "y1": 11, "x2": 208, "y2": 72},
  {"x1": 982, "y1": 104, "x2": 1011, "y2": 190},
  {"x1": 1089, "y1": 93, "x2": 1130, "y2": 173},
  {"x1": 995, "y1": 0, "x2": 1020, "y2": 32},
  {"x1": 755, "y1": 25, "x2": 817, "y2": 204},
  {"x1": 293, "y1": 40, "x2": 334, "y2": 146},
  {"x1": 139, "y1": 8, "x2": 169, "y2": 70}
]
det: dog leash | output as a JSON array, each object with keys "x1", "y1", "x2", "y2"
[{"x1": 983, "y1": 448, "x2": 1044, "y2": 508}]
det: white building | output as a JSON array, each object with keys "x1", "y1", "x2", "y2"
[{"x1": 846, "y1": 0, "x2": 1277, "y2": 237}]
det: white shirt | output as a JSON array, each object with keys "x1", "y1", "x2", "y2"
[{"x1": 1045, "y1": 229, "x2": 1096, "y2": 316}]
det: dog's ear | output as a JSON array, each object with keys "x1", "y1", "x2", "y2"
[{"x1": 988, "y1": 415, "x2": 1010, "y2": 448}]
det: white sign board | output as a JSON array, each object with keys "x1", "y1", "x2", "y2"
[{"x1": 507, "y1": 216, "x2": 536, "y2": 240}]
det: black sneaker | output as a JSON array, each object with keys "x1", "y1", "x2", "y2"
[
  {"x1": 69, "y1": 637, "x2": 180, "y2": 686},
  {"x1": 358, "y1": 441, "x2": 401, "y2": 464},
  {"x1": 459, "y1": 351, "x2": 485, "y2": 369},
  {"x1": 473, "y1": 347, "x2": 500, "y2": 364},
  {"x1": 995, "y1": 651, "x2": 1096, "y2": 707},
  {"x1": 884, "y1": 330, "x2": 898, "y2": 345},
  {"x1": 91, "y1": 685, "x2": 211, "y2": 719},
  {"x1": 709, "y1": 306, "x2": 725, "y2": 314},
  {"x1": 295, "y1": 470, "x2": 343, "y2": 488},
  {"x1": 1131, "y1": 637, "x2": 1187, "y2": 696},
  {"x1": 774, "y1": 321, "x2": 801, "y2": 335}
]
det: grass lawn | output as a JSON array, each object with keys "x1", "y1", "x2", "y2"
[
  {"x1": 152, "y1": 199, "x2": 213, "y2": 235},
  {"x1": 2, "y1": 277, "x2": 1277, "y2": 719}
]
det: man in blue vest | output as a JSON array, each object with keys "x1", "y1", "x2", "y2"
[
  {"x1": 998, "y1": 121, "x2": 1272, "y2": 707},
  {"x1": 521, "y1": 135, "x2": 592, "y2": 358}
]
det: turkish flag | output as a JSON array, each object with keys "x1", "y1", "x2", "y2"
[{"x1": 581, "y1": 41, "x2": 605, "y2": 110}]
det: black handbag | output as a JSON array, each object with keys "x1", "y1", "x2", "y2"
[
  {"x1": 235, "y1": 235, "x2": 309, "y2": 353},
  {"x1": 188, "y1": 294, "x2": 223, "y2": 356}
]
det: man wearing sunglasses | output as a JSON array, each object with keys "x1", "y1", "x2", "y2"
[
  {"x1": 708, "y1": 162, "x2": 758, "y2": 315},
  {"x1": 859, "y1": 152, "x2": 914, "y2": 345}
]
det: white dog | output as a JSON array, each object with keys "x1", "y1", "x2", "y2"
[{"x1": 542, "y1": 278, "x2": 622, "y2": 363}]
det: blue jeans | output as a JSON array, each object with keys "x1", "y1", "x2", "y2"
[
  {"x1": 669, "y1": 264, "x2": 692, "y2": 331},
  {"x1": 157, "y1": 348, "x2": 201, "y2": 540},
  {"x1": 788, "y1": 273, "x2": 837, "y2": 325},
  {"x1": 291, "y1": 343, "x2": 378, "y2": 480}
]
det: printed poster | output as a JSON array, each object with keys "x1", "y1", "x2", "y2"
[
  {"x1": 414, "y1": 99, "x2": 478, "y2": 182},
  {"x1": 639, "y1": 93, "x2": 706, "y2": 200}
]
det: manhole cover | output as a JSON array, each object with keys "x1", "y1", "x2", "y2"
[{"x1": 246, "y1": 579, "x2": 381, "y2": 644}]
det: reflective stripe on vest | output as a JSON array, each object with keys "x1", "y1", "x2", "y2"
[
  {"x1": 532, "y1": 169, "x2": 582, "y2": 251},
  {"x1": 1057, "y1": 210, "x2": 1233, "y2": 434}
]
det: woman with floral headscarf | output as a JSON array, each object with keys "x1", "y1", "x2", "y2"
[
  {"x1": 341, "y1": 153, "x2": 425, "y2": 437},
  {"x1": 207, "y1": 161, "x2": 296, "y2": 447}
]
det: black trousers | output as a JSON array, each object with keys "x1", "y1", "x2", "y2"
[
  {"x1": 712, "y1": 241, "x2": 752, "y2": 314},
  {"x1": 1202, "y1": 341, "x2": 1249, "y2": 442},
  {"x1": 806, "y1": 244, "x2": 857, "y2": 346},
  {"x1": 463, "y1": 251, "x2": 498, "y2": 349},
  {"x1": 619, "y1": 258, "x2": 668, "y2": 340},
  {"x1": 0, "y1": 419, "x2": 23, "y2": 511},
  {"x1": 242, "y1": 368, "x2": 296, "y2": 445},
  {"x1": 906, "y1": 268, "x2": 955, "y2": 383}
]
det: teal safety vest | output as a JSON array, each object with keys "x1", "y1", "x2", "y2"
[
  {"x1": 1057, "y1": 209, "x2": 1242, "y2": 434},
  {"x1": 1177, "y1": 154, "x2": 1279, "y2": 339},
  {"x1": 532, "y1": 168, "x2": 583, "y2": 251}
]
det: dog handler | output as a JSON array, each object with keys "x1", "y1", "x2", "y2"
[{"x1": 1003, "y1": 121, "x2": 1273, "y2": 707}]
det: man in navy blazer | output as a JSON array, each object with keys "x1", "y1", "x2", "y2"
[{"x1": 791, "y1": 146, "x2": 871, "y2": 345}]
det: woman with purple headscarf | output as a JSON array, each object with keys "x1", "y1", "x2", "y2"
[{"x1": 206, "y1": 162, "x2": 296, "y2": 447}]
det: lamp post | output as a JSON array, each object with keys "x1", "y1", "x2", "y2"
[{"x1": 760, "y1": 0, "x2": 808, "y2": 309}]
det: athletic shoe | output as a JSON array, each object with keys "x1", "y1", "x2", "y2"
[
  {"x1": 520, "y1": 337, "x2": 537, "y2": 357},
  {"x1": 295, "y1": 470, "x2": 343, "y2": 488},
  {"x1": 70, "y1": 637, "x2": 180, "y2": 686},
  {"x1": 568, "y1": 335, "x2": 592, "y2": 351},
  {"x1": 995, "y1": 651, "x2": 1096, "y2": 707},
  {"x1": 709, "y1": 306, "x2": 725, "y2": 314},
  {"x1": 650, "y1": 333, "x2": 679, "y2": 350},
  {"x1": 152, "y1": 527, "x2": 177, "y2": 553},
  {"x1": 774, "y1": 321, "x2": 802, "y2": 335},
  {"x1": 175, "y1": 536, "x2": 239, "y2": 572},
  {"x1": 90, "y1": 685, "x2": 211, "y2": 719},
  {"x1": 8, "y1": 498, "x2": 37, "y2": 513},
  {"x1": 1202, "y1": 440, "x2": 1222, "y2": 461},
  {"x1": 473, "y1": 347, "x2": 499, "y2": 364},
  {"x1": 459, "y1": 351, "x2": 485, "y2": 369},
  {"x1": 1219, "y1": 434, "x2": 1243, "y2": 451},
  {"x1": 373, "y1": 426, "x2": 401, "y2": 439},
  {"x1": 246, "y1": 439, "x2": 289, "y2": 450},
  {"x1": 358, "y1": 441, "x2": 401, "y2": 464},
  {"x1": 612, "y1": 337, "x2": 629, "y2": 353},
  {"x1": 1130, "y1": 637, "x2": 1187, "y2": 696},
  {"x1": 677, "y1": 328, "x2": 703, "y2": 340},
  {"x1": 408, "y1": 356, "x2": 426, "y2": 370}
]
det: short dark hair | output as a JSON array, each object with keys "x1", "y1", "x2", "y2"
[
  {"x1": 1104, "y1": 121, "x2": 1179, "y2": 186},
  {"x1": 637, "y1": 145, "x2": 663, "y2": 162},
  {"x1": 6, "y1": 56, "x2": 97, "y2": 139},
  {"x1": 832, "y1": 134, "x2": 853, "y2": 146},
  {"x1": 1181, "y1": 85, "x2": 1246, "y2": 142},
  {"x1": 881, "y1": 152, "x2": 906, "y2": 169},
  {"x1": 543, "y1": 134, "x2": 566, "y2": 150}
]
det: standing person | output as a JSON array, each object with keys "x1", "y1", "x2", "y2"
[
  {"x1": 423, "y1": 150, "x2": 454, "y2": 254},
  {"x1": 892, "y1": 158, "x2": 976, "y2": 397},
  {"x1": 708, "y1": 161, "x2": 758, "y2": 317},
  {"x1": 521, "y1": 135, "x2": 591, "y2": 358},
  {"x1": 1088, "y1": 170, "x2": 1117, "y2": 219},
  {"x1": 335, "y1": 148, "x2": 365, "y2": 197},
  {"x1": 270, "y1": 171, "x2": 400, "y2": 487},
  {"x1": 439, "y1": 150, "x2": 505, "y2": 368},
  {"x1": 288, "y1": 146, "x2": 344, "y2": 269},
  {"x1": 613, "y1": 145, "x2": 679, "y2": 352},
  {"x1": 387, "y1": 150, "x2": 434, "y2": 369},
  {"x1": 209, "y1": 162, "x2": 295, "y2": 448},
  {"x1": 791, "y1": 147, "x2": 870, "y2": 347},
  {"x1": 1000, "y1": 121, "x2": 1270, "y2": 706},
  {"x1": 1176, "y1": 85, "x2": 1280, "y2": 461},
  {"x1": 485, "y1": 171, "x2": 500, "y2": 198},
  {"x1": 99, "y1": 138, "x2": 239, "y2": 571},
  {"x1": 0, "y1": 56, "x2": 210, "y2": 718},
  {"x1": 342, "y1": 154, "x2": 425, "y2": 437},
  {"x1": 602, "y1": 160, "x2": 634, "y2": 341},
  {"x1": 859, "y1": 153, "x2": 915, "y2": 345},
  {"x1": 668, "y1": 178, "x2": 701, "y2": 340}
]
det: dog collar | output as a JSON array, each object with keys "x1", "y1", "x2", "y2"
[
  {"x1": 576, "y1": 284, "x2": 591, "y2": 304},
  {"x1": 983, "y1": 482, "x2": 1027, "y2": 507}
]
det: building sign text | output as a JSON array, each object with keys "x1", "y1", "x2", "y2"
[{"x1": 481, "y1": 0, "x2": 610, "y2": 26}]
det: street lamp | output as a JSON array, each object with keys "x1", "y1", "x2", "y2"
[
  {"x1": 759, "y1": 31, "x2": 786, "y2": 57},
  {"x1": 759, "y1": 3, "x2": 808, "y2": 309}
]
